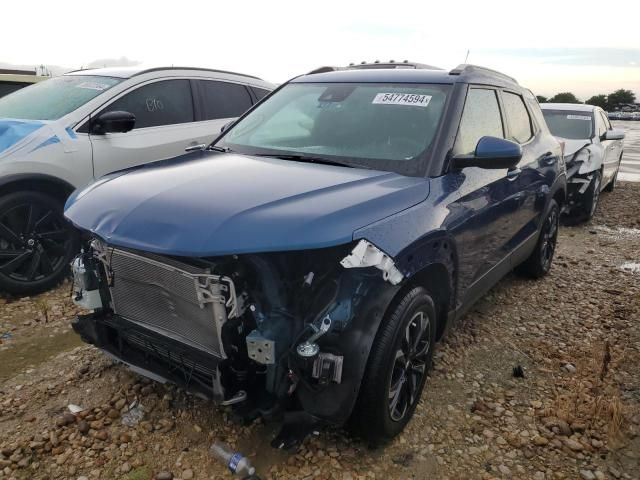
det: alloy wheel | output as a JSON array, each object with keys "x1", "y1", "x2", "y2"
[
  {"x1": 590, "y1": 175, "x2": 601, "y2": 217},
  {"x1": 388, "y1": 311, "x2": 431, "y2": 422},
  {"x1": 0, "y1": 202, "x2": 70, "y2": 283},
  {"x1": 540, "y1": 207, "x2": 558, "y2": 272}
]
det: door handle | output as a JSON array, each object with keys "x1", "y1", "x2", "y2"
[
  {"x1": 506, "y1": 168, "x2": 521, "y2": 181},
  {"x1": 185, "y1": 144, "x2": 206, "y2": 152}
]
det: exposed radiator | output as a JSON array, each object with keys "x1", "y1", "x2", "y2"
[{"x1": 103, "y1": 247, "x2": 236, "y2": 359}]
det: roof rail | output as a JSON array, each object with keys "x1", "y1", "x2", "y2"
[
  {"x1": 66, "y1": 66, "x2": 263, "y2": 81},
  {"x1": 348, "y1": 60, "x2": 442, "y2": 70},
  {"x1": 131, "y1": 66, "x2": 263, "y2": 81},
  {"x1": 307, "y1": 60, "x2": 442, "y2": 75},
  {"x1": 449, "y1": 64, "x2": 518, "y2": 84}
]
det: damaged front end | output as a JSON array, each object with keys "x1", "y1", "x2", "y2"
[
  {"x1": 563, "y1": 145, "x2": 600, "y2": 215},
  {"x1": 71, "y1": 238, "x2": 403, "y2": 447}
]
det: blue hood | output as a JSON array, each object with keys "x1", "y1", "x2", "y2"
[{"x1": 64, "y1": 153, "x2": 430, "y2": 256}]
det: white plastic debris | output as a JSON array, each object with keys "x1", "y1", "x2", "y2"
[
  {"x1": 620, "y1": 262, "x2": 640, "y2": 274},
  {"x1": 67, "y1": 404, "x2": 85, "y2": 414},
  {"x1": 341, "y1": 240, "x2": 404, "y2": 285}
]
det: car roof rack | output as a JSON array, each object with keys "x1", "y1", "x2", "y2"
[
  {"x1": 66, "y1": 66, "x2": 263, "y2": 81},
  {"x1": 449, "y1": 64, "x2": 518, "y2": 85},
  {"x1": 307, "y1": 60, "x2": 442, "y2": 75}
]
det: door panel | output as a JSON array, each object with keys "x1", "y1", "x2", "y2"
[
  {"x1": 90, "y1": 121, "x2": 222, "y2": 179},
  {"x1": 598, "y1": 111, "x2": 620, "y2": 183},
  {"x1": 90, "y1": 79, "x2": 216, "y2": 179},
  {"x1": 447, "y1": 87, "x2": 523, "y2": 303}
]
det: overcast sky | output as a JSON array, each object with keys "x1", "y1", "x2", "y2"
[{"x1": 2, "y1": 0, "x2": 639, "y2": 100}]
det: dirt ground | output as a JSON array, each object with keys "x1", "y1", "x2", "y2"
[{"x1": 1, "y1": 182, "x2": 639, "y2": 480}]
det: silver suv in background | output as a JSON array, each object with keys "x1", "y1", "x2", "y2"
[
  {"x1": 0, "y1": 66, "x2": 273, "y2": 294},
  {"x1": 541, "y1": 103, "x2": 624, "y2": 222}
]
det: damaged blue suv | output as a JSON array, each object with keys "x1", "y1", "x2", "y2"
[{"x1": 64, "y1": 62, "x2": 566, "y2": 447}]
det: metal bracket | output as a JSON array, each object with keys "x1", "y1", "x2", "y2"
[{"x1": 246, "y1": 330, "x2": 276, "y2": 364}]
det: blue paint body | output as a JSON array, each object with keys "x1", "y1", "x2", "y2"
[
  {"x1": 64, "y1": 66, "x2": 566, "y2": 311},
  {"x1": 65, "y1": 153, "x2": 430, "y2": 256},
  {"x1": 0, "y1": 119, "x2": 45, "y2": 153}
]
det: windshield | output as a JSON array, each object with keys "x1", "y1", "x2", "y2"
[
  {"x1": 542, "y1": 109, "x2": 593, "y2": 140},
  {"x1": 216, "y1": 82, "x2": 450, "y2": 175},
  {"x1": 0, "y1": 75, "x2": 122, "y2": 121}
]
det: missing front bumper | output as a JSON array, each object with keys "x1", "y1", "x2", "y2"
[{"x1": 73, "y1": 313, "x2": 225, "y2": 400}]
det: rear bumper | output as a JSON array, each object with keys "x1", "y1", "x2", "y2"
[{"x1": 73, "y1": 313, "x2": 222, "y2": 399}]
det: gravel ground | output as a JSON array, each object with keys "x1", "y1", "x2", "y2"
[{"x1": 0, "y1": 182, "x2": 639, "y2": 480}]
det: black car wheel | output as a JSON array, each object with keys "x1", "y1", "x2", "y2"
[
  {"x1": 517, "y1": 199, "x2": 559, "y2": 279},
  {"x1": 0, "y1": 191, "x2": 78, "y2": 295},
  {"x1": 577, "y1": 170, "x2": 602, "y2": 222},
  {"x1": 349, "y1": 286, "x2": 436, "y2": 442}
]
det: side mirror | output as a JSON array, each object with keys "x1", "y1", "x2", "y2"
[
  {"x1": 604, "y1": 129, "x2": 625, "y2": 141},
  {"x1": 220, "y1": 120, "x2": 235, "y2": 133},
  {"x1": 451, "y1": 136, "x2": 523, "y2": 170},
  {"x1": 91, "y1": 111, "x2": 136, "y2": 134}
]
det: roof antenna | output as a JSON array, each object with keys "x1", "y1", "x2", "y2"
[{"x1": 464, "y1": 50, "x2": 470, "y2": 64}]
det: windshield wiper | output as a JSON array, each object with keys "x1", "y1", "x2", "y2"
[
  {"x1": 208, "y1": 145, "x2": 233, "y2": 153},
  {"x1": 254, "y1": 153, "x2": 353, "y2": 168}
]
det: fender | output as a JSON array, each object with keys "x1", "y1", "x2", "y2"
[
  {"x1": 542, "y1": 171, "x2": 567, "y2": 220},
  {"x1": 295, "y1": 274, "x2": 401, "y2": 424}
]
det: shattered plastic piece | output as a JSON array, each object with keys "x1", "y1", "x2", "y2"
[
  {"x1": 512, "y1": 365, "x2": 525, "y2": 378},
  {"x1": 67, "y1": 404, "x2": 85, "y2": 414},
  {"x1": 620, "y1": 262, "x2": 640, "y2": 274},
  {"x1": 340, "y1": 240, "x2": 404, "y2": 285},
  {"x1": 121, "y1": 402, "x2": 145, "y2": 427}
]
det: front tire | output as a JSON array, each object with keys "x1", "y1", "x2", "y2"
[
  {"x1": 576, "y1": 170, "x2": 602, "y2": 222},
  {"x1": 517, "y1": 199, "x2": 559, "y2": 279},
  {"x1": 0, "y1": 191, "x2": 78, "y2": 295},
  {"x1": 349, "y1": 286, "x2": 436, "y2": 442}
]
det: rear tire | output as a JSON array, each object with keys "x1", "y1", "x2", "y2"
[
  {"x1": 0, "y1": 191, "x2": 78, "y2": 295},
  {"x1": 349, "y1": 286, "x2": 436, "y2": 443},
  {"x1": 517, "y1": 199, "x2": 559, "y2": 279}
]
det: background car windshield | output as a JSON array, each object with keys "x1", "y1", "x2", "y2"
[
  {"x1": 542, "y1": 110, "x2": 593, "y2": 140},
  {"x1": 0, "y1": 75, "x2": 122, "y2": 121},
  {"x1": 219, "y1": 82, "x2": 449, "y2": 172}
]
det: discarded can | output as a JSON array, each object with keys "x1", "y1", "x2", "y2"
[{"x1": 209, "y1": 442, "x2": 256, "y2": 477}]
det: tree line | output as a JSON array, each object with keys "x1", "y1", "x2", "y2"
[{"x1": 536, "y1": 89, "x2": 637, "y2": 111}]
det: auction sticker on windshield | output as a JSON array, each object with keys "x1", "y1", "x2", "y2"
[
  {"x1": 372, "y1": 93, "x2": 432, "y2": 107},
  {"x1": 567, "y1": 115, "x2": 591, "y2": 121}
]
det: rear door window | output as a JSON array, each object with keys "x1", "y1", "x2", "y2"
[
  {"x1": 502, "y1": 92, "x2": 533, "y2": 143},
  {"x1": 455, "y1": 88, "x2": 504, "y2": 155},
  {"x1": 198, "y1": 80, "x2": 253, "y2": 120},
  {"x1": 102, "y1": 79, "x2": 194, "y2": 129}
]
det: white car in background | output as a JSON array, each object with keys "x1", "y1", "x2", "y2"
[
  {"x1": 0, "y1": 66, "x2": 273, "y2": 294},
  {"x1": 541, "y1": 103, "x2": 625, "y2": 222}
]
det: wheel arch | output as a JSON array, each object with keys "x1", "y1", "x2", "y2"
[
  {"x1": 0, "y1": 174, "x2": 76, "y2": 204},
  {"x1": 393, "y1": 231, "x2": 458, "y2": 341}
]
